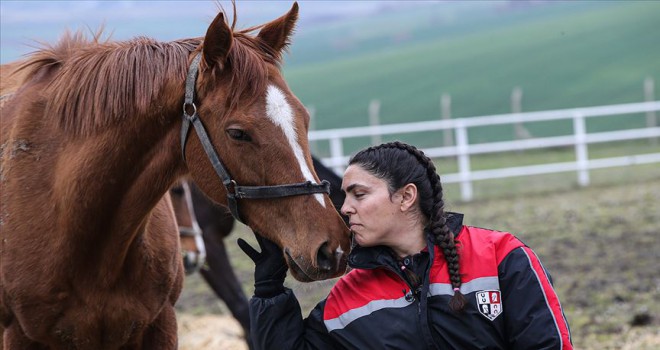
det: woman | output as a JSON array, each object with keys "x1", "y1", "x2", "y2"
[{"x1": 238, "y1": 141, "x2": 572, "y2": 349}]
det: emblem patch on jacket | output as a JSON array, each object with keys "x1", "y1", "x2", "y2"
[{"x1": 476, "y1": 290, "x2": 502, "y2": 321}]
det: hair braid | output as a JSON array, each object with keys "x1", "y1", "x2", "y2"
[
  {"x1": 353, "y1": 141, "x2": 466, "y2": 312},
  {"x1": 401, "y1": 142, "x2": 466, "y2": 312}
]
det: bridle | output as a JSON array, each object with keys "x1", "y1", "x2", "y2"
[
  {"x1": 180, "y1": 53, "x2": 330, "y2": 224},
  {"x1": 176, "y1": 180, "x2": 207, "y2": 275}
]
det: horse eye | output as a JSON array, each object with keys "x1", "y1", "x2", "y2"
[{"x1": 226, "y1": 128, "x2": 251, "y2": 142}]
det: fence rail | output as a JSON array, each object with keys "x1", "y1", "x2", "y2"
[{"x1": 308, "y1": 101, "x2": 660, "y2": 201}]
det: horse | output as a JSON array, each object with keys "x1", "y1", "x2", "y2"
[
  {"x1": 170, "y1": 156, "x2": 345, "y2": 349},
  {"x1": 0, "y1": 3, "x2": 350, "y2": 348},
  {"x1": 170, "y1": 179, "x2": 207, "y2": 276}
]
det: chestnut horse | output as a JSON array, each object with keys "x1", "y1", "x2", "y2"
[
  {"x1": 171, "y1": 156, "x2": 345, "y2": 349},
  {"x1": 170, "y1": 179, "x2": 207, "y2": 275},
  {"x1": 0, "y1": 3, "x2": 350, "y2": 348}
]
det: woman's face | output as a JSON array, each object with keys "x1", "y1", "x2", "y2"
[{"x1": 340, "y1": 165, "x2": 403, "y2": 248}]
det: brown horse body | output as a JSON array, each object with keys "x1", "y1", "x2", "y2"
[
  {"x1": 0, "y1": 39, "x2": 186, "y2": 348},
  {"x1": 1, "y1": 3, "x2": 349, "y2": 349}
]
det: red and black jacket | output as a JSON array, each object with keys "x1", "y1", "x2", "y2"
[{"x1": 249, "y1": 213, "x2": 573, "y2": 349}]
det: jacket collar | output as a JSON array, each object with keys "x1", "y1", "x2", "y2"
[
  {"x1": 447, "y1": 212, "x2": 464, "y2": 237},
  {"x1": 348, "y1": 212, "x2": 464, "y2": 270}
]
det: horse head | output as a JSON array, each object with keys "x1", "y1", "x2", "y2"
[
  {"x1": 170, "y1": 179, "x2": 207, "y2": 275},
  {"x1": 183, "y1": 3, "x2": 350, "y2": 282}
]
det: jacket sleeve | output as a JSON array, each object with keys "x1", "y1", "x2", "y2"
[
  {"x1": 499, "y1": 247, "x2": 573, "y2": 350},
  {"x1": 249, "y1": 288, "x2": 344, "y2": 350}
]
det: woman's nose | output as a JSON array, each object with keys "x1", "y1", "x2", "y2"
[{"x1": 340, "y1": 201, "x2": 352, "y2": 216}]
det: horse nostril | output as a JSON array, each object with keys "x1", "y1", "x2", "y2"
[{"x1": 316, "y1": 242, "x2": 334, "y2": 272}]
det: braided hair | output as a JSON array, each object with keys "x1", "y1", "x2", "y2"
[{"x1": 348, "y1": 141, "x2": 466, "y2": 312}]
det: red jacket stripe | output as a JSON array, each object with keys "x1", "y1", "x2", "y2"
[
  {"x1": 324, "y1": 268, "x2": 407, "y2": 320},
  {"x1": 430, "y1": 226, "x2": 525, "y2": 285},
  {"x1": 522, "y1": 246, "x2": 573, "y2": 349}
]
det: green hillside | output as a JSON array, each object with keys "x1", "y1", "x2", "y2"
[{"x1": 283, "y1": 1, "x2": 660, "y2": 149}]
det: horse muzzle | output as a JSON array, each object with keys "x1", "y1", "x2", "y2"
[
  {"x1": 284, "y1": 245, "x2": 348, "y2": 282},
  {"x1": 182, "y1": 250, "x2": 206, "y2": 275}
]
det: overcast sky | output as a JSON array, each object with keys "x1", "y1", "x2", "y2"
[{"x1": 1, "y1": 0, "x2": 445, "y2": 63}]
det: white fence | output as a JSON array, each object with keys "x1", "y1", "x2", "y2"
[{"x1": 308, "y1": 101, "x2": 660, "y2": 201}]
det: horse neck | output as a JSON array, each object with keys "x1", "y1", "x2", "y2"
[
  {"x1": 47, "y1": 91, "x2": 185, "y2": 282},
  {"x1": 78, "y1": 110, "x2": 185, "y2": 278},
  {"x1": 1, "y1": 44, "x2": 195, "y2": 286}
]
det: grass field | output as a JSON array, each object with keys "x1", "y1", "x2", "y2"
[
  {"x1": 176, "y1": 172, "x2": 660, "y2": 348},
  {"x1": 283, "y1": 1, "x2": 660, "y2": 144}
]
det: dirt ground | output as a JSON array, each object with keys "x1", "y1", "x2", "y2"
[{"x1": 177, "y1": 314, "x2": 248, "y2": 350}]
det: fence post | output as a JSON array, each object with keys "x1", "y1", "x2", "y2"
[
  {"x1": 369, "y1": 99, "x2": 382, "y2": 146},
  {"x1": 455, "y1": 119, "x2": 473, "y2": 201},
  {"x1": 329, "y1": 136, "x2": 344, "y2": 176},
  {"x1": 512, "y1": 86, "x2": 531, "y2": 140},
  {"x1": 307, "y1": 105, "x2": 317, "y2": 154},
  {"x1": 441, "y1": 93, "x2": 454, "y2": 147},
  {"x1": 645, "y1": 77, "x2": 657, "y2": 145},
  {"x1": 573, "y1": 112, "x2": 590, "y2": 187}
]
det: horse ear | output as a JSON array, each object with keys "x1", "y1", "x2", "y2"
[
  {"x1": 202, "y1": 12, "x2": 233, "y2": 68},
  {"x1": 257, "y1": 2, "x2": 299, "y2": 57}
]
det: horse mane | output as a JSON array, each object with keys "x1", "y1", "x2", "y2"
[{"x1": 17, "y1": 13, "x2": 278, "y2": 137}]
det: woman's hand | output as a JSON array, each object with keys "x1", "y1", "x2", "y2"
[{"x1": 237, "y1": 233, "x2": 288, "y2": 298}]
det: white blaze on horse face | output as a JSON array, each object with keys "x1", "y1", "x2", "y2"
[{"x1": 265, "y1": 85, "x2": 325, "y2": 207}]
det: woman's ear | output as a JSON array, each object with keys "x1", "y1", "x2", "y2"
[{"x1": 399, "y1": 183, "x2": 418, "y2": 212}]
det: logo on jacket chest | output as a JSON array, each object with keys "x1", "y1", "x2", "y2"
[{"x1": 476, "y1": 290, "x2": 502, "y2": 321}]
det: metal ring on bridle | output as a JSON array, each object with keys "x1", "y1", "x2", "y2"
[{"x1": 183, "y1": 102, "x2": 197, "y2": 117}]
